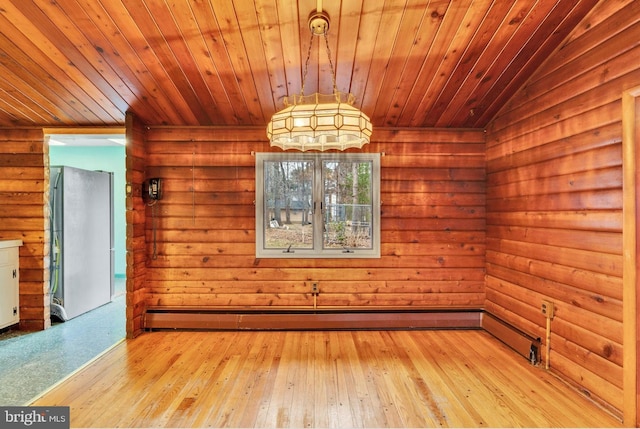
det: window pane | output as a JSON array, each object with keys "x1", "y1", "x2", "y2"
[
  {"x1": 263, "y1": 160, "x2": 314, "y2": 249},
  {"x1": 322, "y1": 160, "x2": 373, "y2": 249}
]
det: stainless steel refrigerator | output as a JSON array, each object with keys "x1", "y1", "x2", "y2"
[{"x1": 49, "y1": 166, "x2": 114, "y2": 321}]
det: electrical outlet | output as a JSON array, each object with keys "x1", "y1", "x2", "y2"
[
  {"x1": 311, "y1": 282, "x2": 319, "y2": 293},
  {"x1": 541, "y1": 300, "x2": 555, "y2": 319}
]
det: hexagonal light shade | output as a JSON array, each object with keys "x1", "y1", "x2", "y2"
[{"x1": 267, "y1": 92, "x2": 373, "y2": 151}]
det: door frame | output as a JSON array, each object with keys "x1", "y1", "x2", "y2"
[{"x1": 622, "y1": 85, "x2": 640, "y2": 426}]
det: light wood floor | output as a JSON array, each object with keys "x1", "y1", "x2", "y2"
[{"x1": 31, "y1": 329, "x2": 621, "y2": 428}]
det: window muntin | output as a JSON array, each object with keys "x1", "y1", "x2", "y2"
[{"x1": 256, "y1": 153, "x2": 380, "y2": 258}]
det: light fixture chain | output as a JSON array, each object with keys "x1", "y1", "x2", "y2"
[
  {"x1": 266, "y1": 6, "x2": 372, "y2": 151},
  {"x1": 300, "y1": 31, "x2": 315, "y2": 98},
  {"x1": 323, "y1": 32, "x2": 338, "y2": 95}
]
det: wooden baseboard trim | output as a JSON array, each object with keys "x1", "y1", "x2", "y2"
[
  {"x1": 482, "y1": 312, "x2": 541, "y2": 363},
  {"x1": 143, "y1": 307, "x2": 483, "y2": 331}
]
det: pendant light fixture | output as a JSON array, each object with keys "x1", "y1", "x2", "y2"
[{"x1": 266, "y1": 3, "x2": 372, "y2": 151}]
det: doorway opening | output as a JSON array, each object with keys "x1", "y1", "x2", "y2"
[
  {"x1": 45, "y1": 132, "x2": 127, "y2": 382},
  {"x1": 47, "y1": 132, "x2": 127, "y2": 313},
  {"x1": 0, "y1": 131, "x2": 128, "y2": 405}
]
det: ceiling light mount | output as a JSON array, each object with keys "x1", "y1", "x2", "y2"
[
  {"x1": 266, "y1": 7, "x2": 372, "y2": 151},
  {"x1": 308, "y1": 10, "x2": 330, "y2": 35}
]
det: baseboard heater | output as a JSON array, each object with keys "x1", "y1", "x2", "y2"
[
  {"x1": 143, "y1": 307, "x2": 483, "y2": 331},
  {"x1": 482, "y1": 312, "x2": 541, "y2": 364}
]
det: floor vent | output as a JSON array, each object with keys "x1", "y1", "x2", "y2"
[
  {"x1": 143, "y1": 307, "x2": 483, "y2": 331},
  {"x1": 482, "y1": 312, "x2": 540, "y2": 364}
]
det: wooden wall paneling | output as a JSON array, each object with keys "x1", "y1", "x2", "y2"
[
  {"x1": 486, "y1": 210, "x2": 621, "y2": 232},
  {"x1": 487, "y1": 102, "x2": 621, "y2": 161},
  {"x1": 142, "y1": 126, "x2": 486, "y2": 314},
  {"x1": 125, "y1": 112, "x2": 148, "y2": 337},
  {"x1": 487, "y1": 237, "x2": 621, "y2": 278},
  {"x1": 143, "y1": 255, "x2": 485, "y2": 270},
  {"x1": 0, "y1": 128, "x2": 49, "y2": 330},
  {"x1": 550, "y1": 351, "x2": 623, "y2": 412},
  {"x1": 487, "y1": 224, "x2": 620, "y2": 255},
  {"x1": 487, "y1": 123, "x2": 623, "y2": 177},
  {"x1": 485, "y1": 0, "x2": 640, "y2": 419},
  {"x1": 486, "y1": 261, "x2": 622, "y2": 322},
  {"x1": 486, "y1": 250, "x2": 622, "y2": 300}
]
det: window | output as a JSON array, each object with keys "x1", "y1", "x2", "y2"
[{"x1": 256, "y1": 152, "x2": 380, "y2": 258}]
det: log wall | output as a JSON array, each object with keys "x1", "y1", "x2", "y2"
[
  {"x1": 141, "y1": 127, "x2": 486, "y2": 312},
  {"x1": 0, "y1": 128, "x2": 50, "y2": 330},
  {"x1": 125, "y1": 113, "x2": 148, "y2": 338},
  {"x1": 484, "y1": 0, "x2": 640, "y2": 415}
]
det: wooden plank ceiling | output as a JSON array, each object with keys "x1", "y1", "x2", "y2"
[{"x1": 0, "y1": 0, "x2": 598, "y2": 129}]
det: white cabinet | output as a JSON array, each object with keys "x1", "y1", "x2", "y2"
[{"x1": 0, "y1": 240, "x2": 22, "y2": 330}]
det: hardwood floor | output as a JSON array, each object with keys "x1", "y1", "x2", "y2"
[{"x1": 31, "y1": 329, "x2": 621, "y2": 428}]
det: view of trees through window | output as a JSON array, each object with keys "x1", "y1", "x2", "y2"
[
  {"x1": 264, "y1": 160, "x2": 314, "y2": 249},
  {"x1": 263, "y1": 158, "x2": 373, "y2": 250}
]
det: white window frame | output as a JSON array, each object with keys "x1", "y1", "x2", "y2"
[{"x1": 256, "y1": 152, "x2": 380, "y2": 258}]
